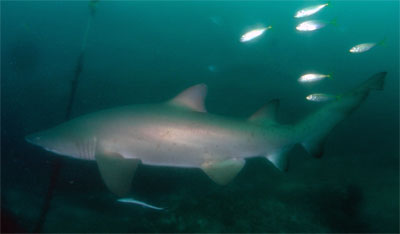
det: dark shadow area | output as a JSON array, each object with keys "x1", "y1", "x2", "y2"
[
  {"x1": 278, "y1": 183, "x2": 370, "y2": 232},
  {"x1": 1, "y1": 208, "x2": 26, "y2": 233},
  {"x1": 314, "y1": 184, "x2": 368, "y2": 232}
]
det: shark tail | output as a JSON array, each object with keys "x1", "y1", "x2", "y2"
[{"x1": 296, "y1": 72, "x2": 386, "y2": 158}]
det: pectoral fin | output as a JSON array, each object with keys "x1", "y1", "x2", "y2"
[
  {"x1": 95, "y1": 151, "x2": 140, "y2": 197},
  {"x1": 201, "y1": 158, "x2": 245, "y2": 185}
]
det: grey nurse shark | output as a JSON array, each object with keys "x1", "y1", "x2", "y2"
[{"x1": 26, "y1": 72, "x2": 386, "y2": 196}]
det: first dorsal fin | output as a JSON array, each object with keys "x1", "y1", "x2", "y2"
[
  {"x1": 249, "y1": 99, "x2": 280, "y2": 124},
  {"x1": 169, "y1": 84, "x2": 208, "y2": 112}
]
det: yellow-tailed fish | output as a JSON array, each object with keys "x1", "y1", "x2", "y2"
[
  {"x1": 240, "y1": 26, "x2": 272, "y2": 43},
  {"x1": 298, "y1": 73, "x2": 332, "y2": 83},
  {"x1": 306, "y1": 93, "x2": 339, "y2": 102},
  {"x1": 296, "y1": 19, "x2": 336, "y2": 32},
  {"x1": 294, "y1": 2, "x2": 330, "y2": 18},
  {"x1": 349, "y1": 39, "x2": 386, "y2": 53}
]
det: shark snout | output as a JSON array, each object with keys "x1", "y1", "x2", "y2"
[
  {"x1": 25, "y1": 129, "x2": 76, "y2": 157},
  {"x1": 25, "y1": 132, "x2": 59, "y2": 153}
]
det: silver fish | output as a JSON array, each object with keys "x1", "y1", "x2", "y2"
[
  {"x1": 306, "y1": 93, "x2": 338, "y2": 102},
  {"x1": 240, "y1": 26, "x2": 272, "y2": 42},
  {"x1": 117, "y1": 198, "x2": 164, "y2": 210},
  {"x1": 349, "y1": 43, "x2": 376, "y2": 53},
  {"x1": 298, "y1": 73, "x2": 331, "y2": 83},
  {"x1": 294, "y1": 3, "x2": 330, "y2": 18},
  {"x1": 349, "y1": 38, "x2": 386, "y2": 53},
  {"x1": 296, "y1": 19, "x2": 335, "y2": 32}
]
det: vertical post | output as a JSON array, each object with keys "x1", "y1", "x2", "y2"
[{"x1": 33, "y1": 1, "x2": 98, "y2": 232}]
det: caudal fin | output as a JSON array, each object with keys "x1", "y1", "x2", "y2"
[{"x1": 296, "y1": 72, "x2": 387, "y2": 158}]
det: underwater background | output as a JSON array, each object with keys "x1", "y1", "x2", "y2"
[{"x1": 1, "y1": 0, "x2": 399, "y2": 233}]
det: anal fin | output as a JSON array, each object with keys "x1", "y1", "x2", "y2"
[
  {"x1": 201, "y1": 158, "x2": 245, "y2": 185},
  {"x1": 96, "y1": 151, "x2": 140, "y2": 197},
  {"x1": 266, "y1": 147, "x2": 292, "y2": 171}
]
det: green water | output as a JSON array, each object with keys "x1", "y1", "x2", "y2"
[{"x1": 1, "y1": 1, "x2": 399, "y2": 232}]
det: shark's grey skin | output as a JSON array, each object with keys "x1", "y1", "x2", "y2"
[
  {"x1": 27, "y1": 102, "x2": 292, "y2": 166},
  {"x1": 26, "y1": 72, "x2": 386, "y2": 196}
]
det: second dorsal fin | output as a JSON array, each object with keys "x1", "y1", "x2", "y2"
[
  {"x1": 249, "y1": 99, "x2": 280, "y2": 125},
  {"x1": 169, "y1": 84, "x2": 208, "y2": 112}
]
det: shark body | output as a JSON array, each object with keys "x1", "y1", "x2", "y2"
[{"x1": 26, "y1": 72, "x2": 386, "y2": 196}]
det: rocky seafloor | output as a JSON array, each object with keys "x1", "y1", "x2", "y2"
[{"x1": 2, "y1": 147, "x2": 399, "y2": 233}]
